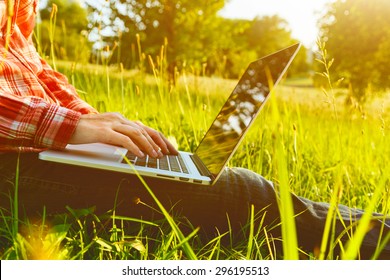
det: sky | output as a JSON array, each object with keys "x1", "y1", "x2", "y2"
[{"x1": 219, "y1": 0, "x2": 335, "y2": 48}]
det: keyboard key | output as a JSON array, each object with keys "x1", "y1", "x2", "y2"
[
  {"x1": 168, "y1": 155, "x2": 181, "y2": 172},
  {"x1": 147, "y1": 157, "x2": 157, "y2": 168},
  {"x1": 122, "y1": 152, "x2": 189, "y2": 174},
  {"x1": 177, "y1": 154, "x2": 189, "y2": 174},
  {"x1": 135, "y1": 156, "x2": 147, "y2": 167},
  {"x1": 158, "y1": 156, "x2": 170, "y2": 170},
  {"x1": 122, "y1": 152, "x2": 136, "y2": 164}
]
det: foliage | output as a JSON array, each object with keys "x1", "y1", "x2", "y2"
[
  {"x1": 318, "y1": 0, "x2": 390, "y2": 102},
  {"x1": 36, "y1": 0, "x2": 91, "y2": 63},
  {"x1": 245, "y1": 15, "x2": 309, "y2": 77},
  {"x1": 85, "y1": 0, "x2": 225, "y2": 69},
  {"x1": 84, "y1": 0, "x2": 307, "y2": 78}
]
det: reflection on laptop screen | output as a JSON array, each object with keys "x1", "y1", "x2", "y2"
[{"x1": 195, "y1": 43, "x2": 300, "y2": 177}]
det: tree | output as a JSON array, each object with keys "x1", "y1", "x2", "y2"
[
  {"x1": 84, "y1": 0, "x2": 305, "y2": 80},
  {"x1": 318, "y1": 0, "x2": 390, "y2": 102},
  {"x1": 208, "y1": 16, "x2": 307, "y2": 79},
  {"x1": 246, "y1": 16, "x2": 292, "y2": 58},
  {"x1": 245, "y1": 15, "x2": 308, "y2": 77},
  {"x1": 373, "y1": 29, "x2": 390, "y2": 90},
  {"x1": 202, "y1": 18, "x2": 254, "y2": 78},
  {"x1": 37, "y1": 0, "x2": 91, "y2": 63},
  {"x1": 85, "y1": 0, "x2": 226, "y2": 70}
]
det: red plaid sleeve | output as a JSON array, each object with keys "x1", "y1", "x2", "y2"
[
  {"x1": 14, "y1": 0, "x2": 37, "y2": 40},
  {"x1": 0, "y1": 0, "x2": 98, "y2": 152},
  {"x1": 0, "y1": 94, "x2": 81, "y2": 152},
  {"x1": 38, "y1": 58, "x2": 98, "y2": 115}
]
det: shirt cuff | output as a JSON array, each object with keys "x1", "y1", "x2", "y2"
[{"x1": 35, "y1": 104, "x2": 81, "y2": 150}]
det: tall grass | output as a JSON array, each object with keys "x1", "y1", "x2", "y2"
[{"x1": 2, "y1": 55, "x2": 389, "y2": 259}]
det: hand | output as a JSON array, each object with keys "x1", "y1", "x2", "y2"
[{"x1": 69, "y1": 112, "x2": 178, "y2": 158}]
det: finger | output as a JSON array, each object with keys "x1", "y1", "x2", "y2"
[
  {"x1": 128, "y1": 124, "x2": 162, "y2": 157},
  {"x1": 160, "y1": 133, "x2": 179, "y2": 155},
  {"x1": 116, "y1": 120, "x2": 175, "y2": 157},
  {"x1": 148, "y1": 129, "x2": 178, "y2": 155},
  {"x1": 132, "y1": 122, "x2": 167, "y2": 155},
  {"x1": 139, "y1": 128, "x2": 164, "y2": 156},
  {"x1": 102, "y1": 130, "x2": 145, "y2": 158},
  {"x1": 135, "y1": 122, "x2": 177, "y2": 156},
  {"x1": 115, "y1": 124, "x2": 159, "y2": 158},
  {"x1": 137, "y1": 122, "x2": 178, "y2": 155},
  {"x1": 141, "y1": 126, "x2": 170, "y2": 155}
]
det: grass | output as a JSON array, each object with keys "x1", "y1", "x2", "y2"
[{"x1": 1, "y1": 42, "x2": 390, "y2": 260}]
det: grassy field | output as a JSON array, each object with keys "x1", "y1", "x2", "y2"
[{"x1": 1, "y1": 57, "x2": 390, "y2": 260}]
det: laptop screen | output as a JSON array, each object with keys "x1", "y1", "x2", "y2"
[{"x1": 194, "y1": 43, "x2": 301, "y2": 178}]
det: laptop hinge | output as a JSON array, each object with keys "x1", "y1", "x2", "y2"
[{"x1": 190, "y1": 154, "x2": 214, "y2": 178}]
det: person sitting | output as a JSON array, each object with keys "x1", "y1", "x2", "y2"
[{"x1": 1, "y1": 0, "x2": 389, "y2": 259}]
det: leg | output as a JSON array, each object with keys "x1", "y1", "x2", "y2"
[
  {"x1": 0, "y1": 153, "x2": 278, "y2": 234},
  {"x1": 1, "y1": 153, "x2": 389, "y2": 259}
]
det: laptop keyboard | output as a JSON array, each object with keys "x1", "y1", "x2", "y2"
[{"x1": 122, "y1": 152, "x2": 189, "y2": 174}]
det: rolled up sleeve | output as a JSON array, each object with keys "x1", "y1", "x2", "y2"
[{"x1": 0, "y1": 94, "x2": 81, "y2": 152}]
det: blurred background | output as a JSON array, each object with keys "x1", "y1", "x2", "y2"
[{"x1": 36, "y1": 0, "x2": 390, "y2": 103}]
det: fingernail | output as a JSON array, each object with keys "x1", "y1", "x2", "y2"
[
  {"x1": 138, "y1": 151, "x2": 145, "y2": 158},
  {"x1": 152, "y1": 150, "x2": 158, "y2": 158}
]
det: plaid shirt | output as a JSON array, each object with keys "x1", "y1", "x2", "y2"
[{"x1": 0, "y1": 0, "x2": 97, "y2": 152}]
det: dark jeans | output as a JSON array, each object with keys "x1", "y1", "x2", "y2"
[{"x1": 1, "y1": 153, "x2": 389, "y2": 259}]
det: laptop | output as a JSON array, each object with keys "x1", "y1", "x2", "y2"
[{"x1": 39, "y1": 43, "x2": 301, "y2": 185}]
